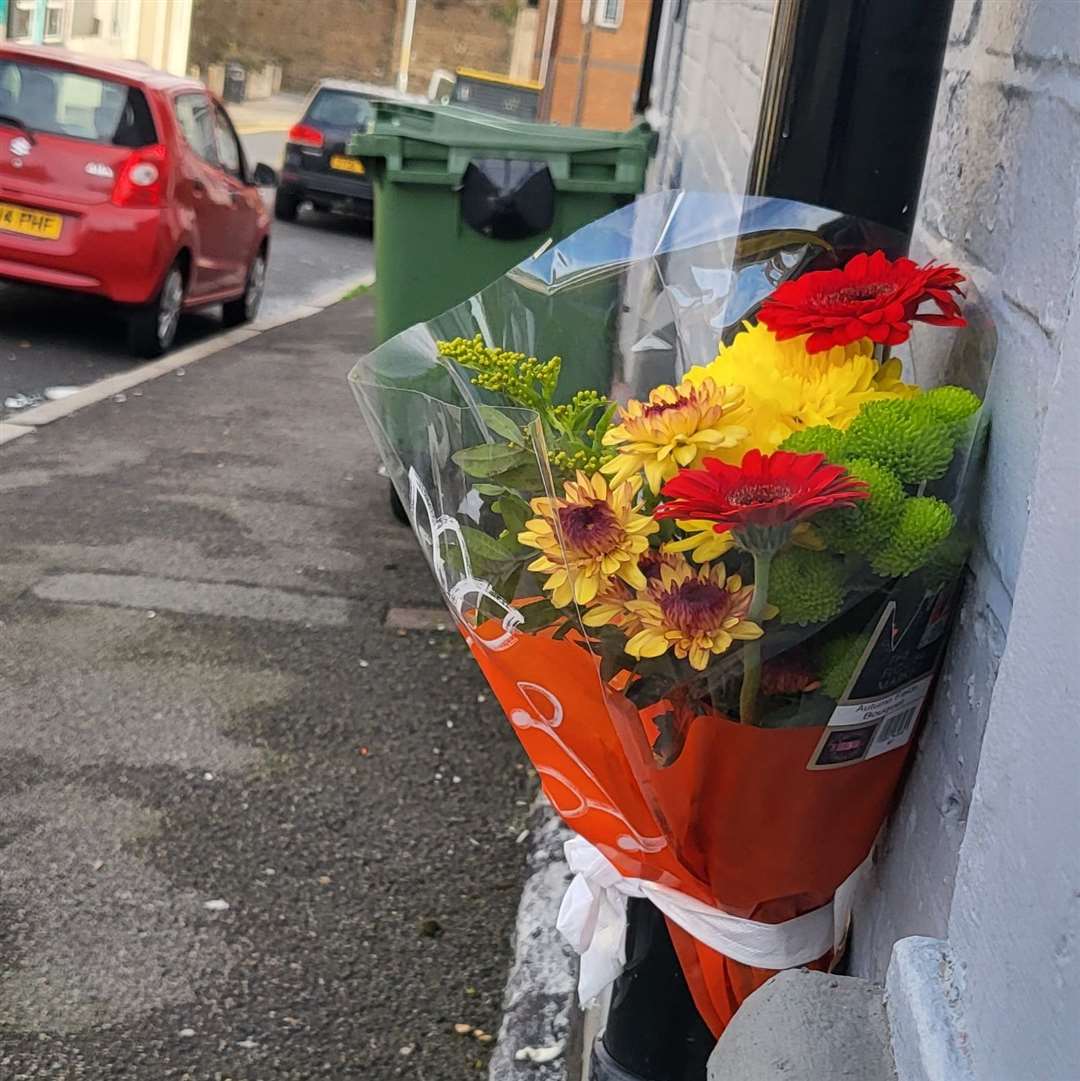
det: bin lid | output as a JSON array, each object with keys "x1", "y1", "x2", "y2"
[{"x1": 348, "y1": 100, "x2": 654, "y2": 193}]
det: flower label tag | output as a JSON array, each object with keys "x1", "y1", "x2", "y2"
[
  {"x1": 809, "y1": 674, "x2": 933, "y2": 770},
  {"x1": 807, "y1": 580, "x2": 959, "y2": 770}
]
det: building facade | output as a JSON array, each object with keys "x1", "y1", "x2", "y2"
[
  {"x1": 188, "y1": 0, "x2": 515, "y2": 97},
  {"x1": 2, "y1": 0, "x2": 193, "y2": 77},
  {"x1": 643, "y1": 2, "x2": 1079, "y2": 1078},
  {"x1": 532, "y1": 0, "x2": 651, "y2": 128}
]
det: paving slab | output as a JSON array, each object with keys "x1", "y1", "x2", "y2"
[{"x1": 0, "y1": 296, "x2": 532, "y2": 1080}]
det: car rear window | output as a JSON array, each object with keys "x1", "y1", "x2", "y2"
[
  {"x1": 305, "y1": 89, "x2": 371, "y2": 130},
  {"x1": 0, "y1": 59, "x2": 157, "y2": 147}
]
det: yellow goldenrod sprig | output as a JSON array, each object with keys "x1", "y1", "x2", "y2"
[
  {"x1": 438, "y1": 334, "x2": 560, "y2": 411},
  {"x1": 439, "y1": 335, "x2": 618, "y2": 483}
]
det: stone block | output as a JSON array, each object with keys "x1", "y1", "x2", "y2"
[
  {"x1": 1001, "y1": 94, "x2": 1080, "y2": 335},
  {"x1": 948, "y1": 0, "x2": 982, "y2": 46},
  {"x1": 707, "y1": 969, "x2": 895, "y2": 1081},
  {"x1": 1018, "y1": 0, "x2": 1080, "y2": 64}
]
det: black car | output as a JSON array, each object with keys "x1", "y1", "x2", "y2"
[{"x1": 276, "y1": 80, "x2": 405, "y2": 225}]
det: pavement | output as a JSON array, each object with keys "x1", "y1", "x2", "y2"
[
  {"x1": 229, "y1": 93, "x2": 309, "y2": 137},
  {"x1": 1, "y1": 127, "x2": 373, "y2": 416},
  {"x1": 0, "y1": 295, "x2": 535, "y2": 1079}
]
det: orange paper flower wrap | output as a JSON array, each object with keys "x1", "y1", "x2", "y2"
[{"x1": 464, "y1": 621, "x2": 916, "y2": 1035}]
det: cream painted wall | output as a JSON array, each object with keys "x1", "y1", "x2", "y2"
[{"x1": 64, "y1": 0, "x2": 193, "y2": 77}]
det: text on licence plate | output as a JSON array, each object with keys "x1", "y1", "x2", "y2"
[
  {"x1": 0, "y1": 201, "x2": 62, "y2": 240},
  {"x1": 330, "y1": 155, "x2": 365, "y2": 174}
]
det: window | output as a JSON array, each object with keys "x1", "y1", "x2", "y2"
[
  {"x1": 111, "y1": 0, "x2": 125, "y2": 37},
  {"x1": 306, "y1": 89, "x2": 371, "y2": 130},
  {"x1": 174, "y1": 92, "x2": 218, "y2": 164},
  {"x1": 213, "y1": 104, "x2": 245, "y2": 181},
  {"x1": 595, "y1": 0, "x2": 623, "y2": 29},
  {"x1": 44, "y1": 0, "x2": 66, "y2": 42},
  {"x1": 9, "y1": 0, "x2": 35, "y2": 41},
  {"x1": 0, "y1": 59, "x2": 156, "y2": 146}
]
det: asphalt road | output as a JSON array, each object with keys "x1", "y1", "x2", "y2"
[
  {"x1": 0, "y1": 130, "x2": 374, "y2": 416},
  {"x1": 0, "y1": 298, "x2": 532, "y2": 1079}
]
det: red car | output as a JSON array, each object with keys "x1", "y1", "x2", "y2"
[{"x1": 0, "y1": 44, "x2": 276, "y2": 356}]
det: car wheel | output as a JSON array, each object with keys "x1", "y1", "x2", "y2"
[
  {"x1": 127, "y1": 262, "x2": 185, "y2": 358},
  {"x1": 274, "y1": 188, "x2": 300, "y2": 222},
  {"x1": 222, "y1": 248, "x2": 267, "y2": 327}
]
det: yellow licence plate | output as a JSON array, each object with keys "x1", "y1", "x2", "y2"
[
  {"x1": 0, "y1": 201, "x2": 62, "y2": 241},
  {"x1": 330, "y1": 155, "x2": 365, "y2": 175}
]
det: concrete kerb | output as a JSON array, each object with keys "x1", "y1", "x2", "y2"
[
  {"x1": 0, "y1": 421, "x2": 34, "y2": 445},
  {"x1": 3, "y1": 271, "x2": 375, "y2": 430},
  {"x1": 489, "y1": 796, "x2": 583, "y2": 1081}
]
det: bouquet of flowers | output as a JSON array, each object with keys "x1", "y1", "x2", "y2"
[{"x1": 350, "y1": 193, "x2": 992, "y2": 1034}]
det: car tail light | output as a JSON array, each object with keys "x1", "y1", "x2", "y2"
[
  {"x1": 288, "y1": 123, "x2": 324, "y2": 149},
  {"x1": 111, "y1": 144, "x2": 168, "y2": 208}
]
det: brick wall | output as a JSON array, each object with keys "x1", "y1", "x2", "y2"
[
  {"x1": 189, "y1": 0, "x2": 514, "y2": 94},
  {"x1": 848, "y1": 0, "x2": 1079, "y2": 980},
  {"x1": 648, "y1": 0, "x2": 1080, "y2": 986},
  {"x1": 647, "y1": 0, "x2": 773, "y2": 191},
  {"x1": 535, "y1": 0, "x2": 651, "y2": 130}
]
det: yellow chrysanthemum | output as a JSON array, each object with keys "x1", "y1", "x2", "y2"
[
  {"x1": 622, "y1": 559, "x2": 766, "y2": 671},
  {"x1": 663, "y1": 519, "x2": 736, "y2": 562},
  {"x1": 684, "y1": 321, "x2": 920, "y2": 457},
  {"x1": 518, "y1": 471, "x2": 659, "y2": 608},
  {"x1": 582, "y1": 578, "x2": 637, "y2": 630},
  {"x1": 601, "y1": 378, "x2": 748, "y2": 493},
  {"x1": 872, "y1": 356, "x2": 921, "y2": 399},
  {"x1": 665, "y1": 519, "x2": 823, "y2": 562},
  {"x1": 582, "y1": 549, "x2": 683, "y2": 631}
]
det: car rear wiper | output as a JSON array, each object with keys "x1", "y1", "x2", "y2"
[{"x1": 0, "y1": 115, "x2": 36, "y2": 143}]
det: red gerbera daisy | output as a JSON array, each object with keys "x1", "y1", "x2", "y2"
[
  {"x1": 656, "y1": 449, "x2": 868, "y2": 553},
  {"x1": 757, "y1": 250, "x2": 966, "y2": 354}
]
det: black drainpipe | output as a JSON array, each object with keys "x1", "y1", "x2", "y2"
[
  {"x1": 634, "y1": 0, "x2": 665, "y2": 116},
  {"x1": 591, "y1": 2, "x2": 954, "y2": 1079}
]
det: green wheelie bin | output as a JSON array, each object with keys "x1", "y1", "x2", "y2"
[
  {"x1": 349, "y1": 101, "x2": 653, "y2": 350},
  {"x1": 349, "y1": 102, "x2": 652, "y2": 521}
]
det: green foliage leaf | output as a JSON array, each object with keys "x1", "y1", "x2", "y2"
[
  {"x1": 460, "y1": 525, "x2": 529, "y2": 578},
  {"x1": 517, "y1": 597, "x2": 565, "y2": 632},
  {"x1": 493, "y1": 491, "x2": 532, "y2": 541},
  {"x1": 453, "y1": 444, "x2": 530, "y2": 479},
  {"x1": 488, "y1": 460, "x2": 544, "y2": 492},
  {"x1": 625, "y1": 674, "x2": 672, "y2": 709},
  {"x1": 600, "y1": 650, "x2": 625, "y2": 683},
  {"x1": 478, "y1": 405, "x2": 526, "y2": 447},
  {"x1": 591, "y1": 400, "x2": 619, "y2": 447},
  {"x1": 476, "y1": 564, "x2": 525, "y2": 621}
]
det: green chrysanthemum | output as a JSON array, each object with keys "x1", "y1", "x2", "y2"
[
  {"x1": 916, "y1": 385, "x2": 981, "y2": 440},
  {"x1": 779, "y1": 425, "x2": 849, "y2": 461},
  {"x1": 818, "y1": 632, "x2": 871, "y2": 700},
  {"x1": 815, "y1": 458, "x2": 907, "y2": 554},
  {"x1": 844, "y1": 400, "x2": 954, "y2": 484},
  {"x1": 921, "y1": 528, "x2": 971, "y2": 590},
  {"x1": 871, "y1": 497, "x2": 956, "y2": 578},
  {"x1": 769, "y1": 547, "x2": 847, "y2": 626}
]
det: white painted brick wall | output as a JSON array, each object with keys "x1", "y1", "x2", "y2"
[
  {"x1": 852, "y1": 0, "x2": 1080, "y2": 980},
  {"x1": 648, "y1": 0, "x2": 773, "y2": 194},
  {"x1": 647, "y1": 0, "x2": 1080, "y2": 989}
]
